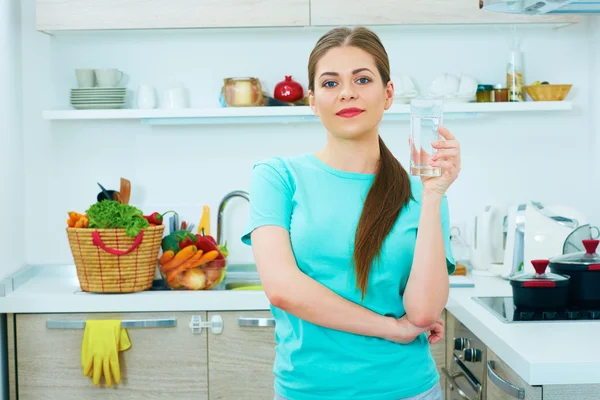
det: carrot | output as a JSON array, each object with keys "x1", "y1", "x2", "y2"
[
  {"x1": 196, "y1": 250, "x2": 219, "y2": 266},
  {"x1": 159, "y1": 250, "x2": 175, "y2": 265},
  {"x1": 173, "y1": 250, "x2": 205, "y2": 272},
  {"x1": 161, "y1": 245, "x2": 197, "y2": 273}
]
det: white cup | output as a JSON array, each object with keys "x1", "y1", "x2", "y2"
[
  {"x1": 95, "y1": 68, "x2": 124, "y2": 87},
  {"x1": 161, "y1": 86, "x2": 189, "y2": 109},
  {"x1": 137, "y1": 85, "x2": 156, "y2": 109},
  {"x1": 75, "y1": 69, "x2": 95, "y2": 88}
]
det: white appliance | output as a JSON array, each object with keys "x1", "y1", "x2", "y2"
[
  {"x1": 470, "y1": 205, "x2": 506, "y2": 276},
  {"x1": 498, "y1": 201, "x2": 587, "y2": 279},
  {"x1": 482, "y1": 0, "x2": 600, "y2": 14}
]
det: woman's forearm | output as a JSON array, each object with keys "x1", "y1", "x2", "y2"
[
  {"x1": 272, "y1": 269, "x2": 399, "y2": 339},
  {"x1": 252, "y1": 226, "x2": 397, "y2": 340},
  {"x1": 403, "y1": 194, "x2": 449, "y2": 328}
]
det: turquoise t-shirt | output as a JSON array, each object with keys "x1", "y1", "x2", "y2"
[{"x1": 241, "y1": 154, "x2": 455, "y2": 400}]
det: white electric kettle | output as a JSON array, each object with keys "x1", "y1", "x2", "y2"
[{"x1": 470, "y1": 205, "x2": 507, "y2": 276}]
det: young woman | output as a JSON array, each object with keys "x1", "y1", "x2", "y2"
[{"x1": 241, "y1": 26, "x2": 461, "y2": 400}]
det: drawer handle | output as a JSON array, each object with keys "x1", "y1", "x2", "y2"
[
  {"x1": 487, "y1": 360, "x2": 525, "y2": 399},
  {"x1": 442, "y1": 367, "x2": 475, "y2": 400},
  {"x1": 238, "y1": 317, "x2": 275, "y2": 327},
  {"x1": 46, "y1": 318, "x2": 176, "y2": 329}
]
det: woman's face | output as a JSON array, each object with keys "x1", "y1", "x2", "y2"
[{"x1": 309, "y1": 46, "x2": 394, "y2": 140}]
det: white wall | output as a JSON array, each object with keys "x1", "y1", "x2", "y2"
[
  {"x1": 18, "y1": 0, "x2": 600, "y2": 266},
  {"x1": 592, "y1": 17, "x2": 600, "y2": 183},
  {"x1": 0, "y1": 0, "x2": 25, "y2": 278}
]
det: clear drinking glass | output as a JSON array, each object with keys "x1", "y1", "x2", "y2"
[{"x1": 409, "y1": 99, "x2": 444, "y2": 177}]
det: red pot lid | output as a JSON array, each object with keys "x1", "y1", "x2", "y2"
[
  {"x1": 549, "y1": 239, "x2": 600, "y2": 271},
  {"x1": 510, "y1": 259, "x2": 570, "y2": 287}
]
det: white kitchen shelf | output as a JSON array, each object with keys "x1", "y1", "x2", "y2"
[{"x1": 42, "y1": 101, "x2": 573, "y2": 125}]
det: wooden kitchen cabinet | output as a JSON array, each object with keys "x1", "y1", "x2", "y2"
[
  {"x1": 486, "y1": 349, "x2": 600, "y2": 400},
  {"x1": 15, "y1": 312, "x2": 209, "y2": 400},
  {"x1": 35, "y1": 0, "x2": 310, "y2": 31},
  {"x1": 207, "y1": 311, "x2": 277, "y2": 399},
  {"x1": 445, "y1": 312, "x2": 487, "y2": 400},
  {"x1": 486, "y1": 348, "x2": 542, "y2": 400},
  {"x1": 310, "y1": 0, "x2": 578, "y2": 26}
]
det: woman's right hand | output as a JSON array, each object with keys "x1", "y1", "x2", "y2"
[{"x1": 384, "y1": 315, "x2": 444, "y2": 345}]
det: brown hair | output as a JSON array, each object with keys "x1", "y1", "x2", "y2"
[{"x1": 308, "y1": 27, "x2": 412, "y2": 298}]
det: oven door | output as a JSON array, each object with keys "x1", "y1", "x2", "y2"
[{"x1": 443, "y1": 354, "x2": 483, "y2": 400}]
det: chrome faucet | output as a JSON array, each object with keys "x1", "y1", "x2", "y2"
[{"x1": 216, "y1": 190, "x2": 250, "y2": 246}]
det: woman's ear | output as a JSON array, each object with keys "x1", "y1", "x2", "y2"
[
  {"x1": 309, "y1": 90, "x2": 319, "y2": 117},
  {"x1": 384, "y1": 80, "x2": 394, "y2": 110}
]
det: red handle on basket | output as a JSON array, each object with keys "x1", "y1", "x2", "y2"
[{"x1": 91, "y1": 231, "x2": 144, "y2": 256}]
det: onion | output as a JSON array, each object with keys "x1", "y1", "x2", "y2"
[{"x1": 179, "y1": 269, "x2": 206, "y2": 290}]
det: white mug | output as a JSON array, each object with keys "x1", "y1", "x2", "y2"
[
  {"x1": 75, "y1": 69, "x2": 95, "y2": 88},
  {"x1": 95, "y1": 68, "x2": 124, "y2": 87},
  {"x1": 137, "y1": 85, "x2": 156, "y2": 109},
  {"x1": 161, "y1": 86, "x2": 189, "y2": 109}
]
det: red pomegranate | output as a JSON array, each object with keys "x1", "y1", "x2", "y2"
[{"x1": 274, "y1": 75, "x2": 304, "y2": 103}]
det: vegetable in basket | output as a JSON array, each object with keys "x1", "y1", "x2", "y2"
[
  {"x1": 67, "y1": 211, "x2": 88, "y2": 228},
  {"x1": 143, "y1": 210, "x2": 177, "y2": 226},
  {"x1": 85, "y1": 200, "x2": 149, "y2": 237}
]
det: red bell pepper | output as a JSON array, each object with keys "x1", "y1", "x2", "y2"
[{"x1": 143, "y1": 210, "x2": 177, "y2": 226}]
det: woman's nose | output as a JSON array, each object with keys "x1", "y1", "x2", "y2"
[{"x1": 338, "y1": 85, "x2": 357, "y2": 101}]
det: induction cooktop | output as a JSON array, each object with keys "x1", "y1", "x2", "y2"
[{"x1": 473, "y1": 296, "x2": 600, "y2": 323}]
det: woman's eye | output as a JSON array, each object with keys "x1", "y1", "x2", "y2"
[
  {"x1": 357, "y1": 77, "x2": 370, "y2": 84},
  {"x1": 322, "y1": 81, "x2": 337, "y2": 88}
]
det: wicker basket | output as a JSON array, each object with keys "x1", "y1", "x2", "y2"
[
  {"x1": 524, "y1": 84, "x2": 572, "y2": 101},
  {"x1": 66, "y1": 225, "x2": 165, "y2": 293}
]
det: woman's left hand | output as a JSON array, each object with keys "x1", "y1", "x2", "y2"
[{"x1": 422, "y1": 126, "x2": 461, "y2": 197}]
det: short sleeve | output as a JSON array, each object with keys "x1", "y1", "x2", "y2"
[
  {"x1": 441, "y1": 195, "x2": 456, "y2": 275},
  {"x1": 240, "y1": 159, "x2": 294, "y2": 246}
]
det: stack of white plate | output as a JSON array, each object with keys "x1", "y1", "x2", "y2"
[{"x1": 70, "y1": 88, "x2": 126, "y2": 110}]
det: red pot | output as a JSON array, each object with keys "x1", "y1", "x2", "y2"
[{"x1": 274, "y1": 75, "x2": 304, "y2": 103}]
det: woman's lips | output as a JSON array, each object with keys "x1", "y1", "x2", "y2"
[{"x1": 336, "y1": 107, "x2": 365, "y2": 118}]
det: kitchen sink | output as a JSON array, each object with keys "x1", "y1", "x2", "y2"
[{"x1": 223, "y1": 263, "x2": 262, "y2": 290}]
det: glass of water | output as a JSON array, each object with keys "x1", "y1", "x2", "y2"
[{"x1": 409, "y1": 99, "x2": 444, "y2": 177}]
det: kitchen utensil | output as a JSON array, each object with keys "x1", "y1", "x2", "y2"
[
  {"x1": 563, "y1": 224, "x2": 600, "y2": 254},
  {"x1": 97, "y1": 182, "x2": 113, "y2": 202},
  {"x1": 198, "y1": 205, "x2": 211, "y2": 235},
  {"x1": 169, "y1": 216, "x2": 176, "y2": 234},
  {"x1": 470, "y1": 205, "x2": 506, "y2": 276},
  {"x1": 75, "y1": 69, "x2": 96, "y2": 88},
  {"x1": 113, "y1": 191, "x2": 123, "y2": 203},
  {"x1": 510, "y1": 259, "x2": 570, "y2": 309},
  {"x1": 119, "y1": 178, "x2": 131, "y2": 205},
  {"x1": 136, "y1": 84, "x2": 156, "y2": 109},
  {"x1": 94, "y1": 68, "x2": 124, "y2": 88},
  {"x1": 221, "y1": 77, "x2": 264, "y2": 107},
  {"x1": 161, "y1": 86, "x2": 189, "y2": 109},
  {"x1": 524, "y1": 84, "x2": 572, "y2": 101},
  {"x1": 97, "y1": 190, "x2": 117, "y2": 202},
  {"x1": 549, "y1": 239, "x2": 600, "y2": 307},
  {"x1": 409, "y1": 99, "x2": 443, "y2": 177},
  {"x1": 274, "y1": 75, "x2": 304, "y2": 103}
]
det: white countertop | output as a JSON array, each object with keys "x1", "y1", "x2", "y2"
[{"x1": 0, "y1": 264, "x2": 598, "y2": 386}]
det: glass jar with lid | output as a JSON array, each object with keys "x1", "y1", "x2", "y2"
[{"x1": 476, "y1": 84, "x2": 494, "y2": 102}]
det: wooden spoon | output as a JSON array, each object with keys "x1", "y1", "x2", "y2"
[
  {"x1": 113, "y1": 191, "x2": 123, "y2": 204},
  {"x1": 120, "y1": 178, "x2": 131, "y2": 205}
]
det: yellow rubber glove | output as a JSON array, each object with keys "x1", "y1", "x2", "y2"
[{"x1": 81, "y1": 320, "x2": 132, "y2": 387}]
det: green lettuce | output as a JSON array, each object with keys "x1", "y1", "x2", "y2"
[{"x1": 86, "y1": 200, "x2": 149, "y2": 237}]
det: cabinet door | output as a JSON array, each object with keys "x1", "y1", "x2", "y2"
[
  {"x1": 445, "y1": 312, "x2": 487, "y2": 400},
  {"x1": 310, "y1": 0, "x2": 578, "y2": 26},
  {"x1": 207, "y1": 311, "x2": 276, "y2": 399},
  {"x1": 36, "y1": 0, "x2": 310, "y2": 31},
  {"x1": 486, "y1": 348, "x2": 541, "y2": 400},
  {"x1": 16, "y1": 312, "x2": 208, "y2": 400},
  {"x1": 430, "y1": 310, "x2": 446, "y2": 398}
]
